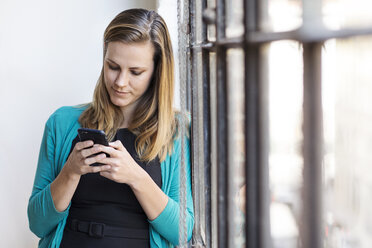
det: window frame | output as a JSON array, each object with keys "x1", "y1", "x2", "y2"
[{"x1": 185, "y1": 0, "x2": 372, "y2": 247}]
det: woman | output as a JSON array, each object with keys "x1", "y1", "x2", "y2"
[{"x1": 27, "y1": 8, "x2": 194, "y2": 248}]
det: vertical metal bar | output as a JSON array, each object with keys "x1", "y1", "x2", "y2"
[
  {"x1": 208, "y1": 51, "x2": 218, "y2": 248},
  {"x1": 244, "y1": 0, "x2": 258, "y2": 246},
  {"x1": 244, "y1": 44, "x2": 259, "y2": 248},
  {"x1": 190, "y1": 1, "x2": 205, "y2": 247},
  {"x1": 244, "y1": 0, "x2": 272, "y2": 247},
  {"x1": 202, "y1": 0, "x2": 208, "y2": 42},
  {"x1": 258, "y1": 46, "x2": 272, "y2": 248},
  {"x1": 189, "y1": 0, "x2": 198, "y2": 244},
  {"x1": 216, "y1": 0, "x2": 225, "y2": 39},
  {"x1": 216, "y1": 47, "x2": 228, "y2": 248},
  {"x1": 201, "y1": 49, "x2": 211, "y2": 248},
  {"x1": 215, "y1": 0, "x2": 228, "y2": 247},
  {"x1": 302, "y1": 42, "x2": 323, "y2": 248},
  {"x1": 201, "y1": 1, "x2": 212, "y2": 247},
  {"x1": 187, "y1": 52, "x2": 192, "y2": 112},
  {"x1": 245, "y1": 0, "x2": 258, "y2": 34},
  {"x1": 186, "y1": 0, "x2": 196, "y2": 112},
  {"x1": 190, "y1": 0, "x2": 213, "y2": 246},
  {"x1": 190, "y1": 0, "x2": 212, "y2": 246},
  {"x1": 190, "y1": 53, "x2": 205, "y2": 246}
]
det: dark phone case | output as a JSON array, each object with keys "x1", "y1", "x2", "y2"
[
  {"x1": 78, "y1": 128, "x2": 109, "y2": 145},
  {"x1": 77, "y1": 128, "x2": 110, "y2": 166}
]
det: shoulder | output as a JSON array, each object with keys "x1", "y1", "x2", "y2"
[
  {"x1": 48, "y1": 104, "x2": 88, "y2": 123},
  {"x1": 45, "y1": 104, "x2": 89, "y2": 130},
  {"x1": 51, "y1": 104, "x2": 88, "y2": 119}
]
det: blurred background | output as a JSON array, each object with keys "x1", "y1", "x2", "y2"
[
  {"x1": 266, "y1": 0, "x2": 372, "y2": 247},
  {"x1": 204, "y1": 0, "x2": 372, "y2": 247}
]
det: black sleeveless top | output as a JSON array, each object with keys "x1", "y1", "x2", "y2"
[{"x1": 60, "y1": 128, "x2": 162, "y2": 248}]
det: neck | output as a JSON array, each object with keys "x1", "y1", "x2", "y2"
[{"x1": 120, "y1": 105, "x2": 136, "y2": 128}]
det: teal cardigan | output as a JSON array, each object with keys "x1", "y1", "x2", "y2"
[{"x1": 27, "y1": 105, "x2": 194, "y2": 248}]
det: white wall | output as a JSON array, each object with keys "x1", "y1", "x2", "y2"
[
  {"x1": 157, "y1": 0, "x2": 180, "y2": 110},
  {"x1": 0, "y1": 0, "x2": 155, "y2": 247}
]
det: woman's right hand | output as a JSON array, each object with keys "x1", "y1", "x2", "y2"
[
  {"x1": 51, "y1": 140, "x2": 111, "y2": 212},
  {"x1": 63, "y1": 140, "x2": 111, "y2": 178}
]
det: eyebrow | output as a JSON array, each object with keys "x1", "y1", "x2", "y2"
[{"x1": 106, "y1": 58, "x2": 147, "y2": 70}]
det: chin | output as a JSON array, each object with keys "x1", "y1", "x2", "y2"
[{"x1": 110, "y1": 97, "x2": 131, "y2": 108}]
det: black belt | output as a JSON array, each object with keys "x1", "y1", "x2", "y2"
[{"x1": 66, "y1": 218, "x2": 149, "y2": 239}]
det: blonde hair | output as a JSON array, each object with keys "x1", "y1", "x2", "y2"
[{"x1": 79, "y1": 9, "x2": 177, "y2": 162}]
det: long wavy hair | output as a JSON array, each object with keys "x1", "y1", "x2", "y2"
[{"x1": 79, "y1": 8, "x2": 177, "y2": 162}]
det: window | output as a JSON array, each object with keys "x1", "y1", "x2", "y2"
[{"x1": 178, "y1": 0, "x2": 372, "y2": 247}]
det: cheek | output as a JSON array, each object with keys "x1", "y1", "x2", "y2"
[
  {"x1": 134, "y1": 77, "x2": 151, "y2": 93},
  {"x1": 104, "y1": 69, "x2": 117, "y2": 85}
]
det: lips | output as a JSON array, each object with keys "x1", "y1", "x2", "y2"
[{"x1": 113, "y1": 88, "x2": 129, "y2": 95}]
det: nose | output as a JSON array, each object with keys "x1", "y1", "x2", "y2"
[{"x1": 115, "y1": 70, "x2": 129, "y2": 88}]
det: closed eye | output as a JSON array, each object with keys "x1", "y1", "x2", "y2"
[
  {"x1": 108, "y1": 64, "x2": 120, "y2": 71},
  {"x1": 131, "y1": 70, "x2": 143, "y2": 76}
]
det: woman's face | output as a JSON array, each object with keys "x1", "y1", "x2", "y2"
[{"x1": 103, "y1": 41, "x2": 155, "y2": 113}]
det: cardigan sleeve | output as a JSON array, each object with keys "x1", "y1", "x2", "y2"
[
  {"x1": 148, "y1": 134, "x2": 194, "y2": 246},
  {"x1": 27, "y1": 117, "x2": 70, "y2": 238}
]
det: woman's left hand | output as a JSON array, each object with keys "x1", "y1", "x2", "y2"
[
  {"x1": 96, "y1": 141, "x2": 168, "y2": 221},
  {"x1": 96, "y1": 140, "x2": 145, "y2": 186}
]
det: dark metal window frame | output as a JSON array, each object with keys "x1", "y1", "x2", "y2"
[{"x1": 187, "y1": 0, "x2": 372, "y2": 247}]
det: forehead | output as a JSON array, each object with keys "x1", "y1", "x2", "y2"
[{"x1": 105, "y1": 41, "x2": 155, "y2": 67}]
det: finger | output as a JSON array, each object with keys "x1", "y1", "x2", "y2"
[
  {"x1": 75, "y1": 140, "x2": 94, "y2": 151},
  {"x1": 89, "y1": 165, "x2": 111, "y2": 173},
  {"x1": 95, "y1": 145, "x2": 120, "y2": 157},
  {"x1": 100, "y1": 171, "x2": 114, "y2": 180},
  {"x1": 109, "y1": 140, "x2": 125, "y2": 151},
  {"x1": 98, "y1": 157, "x2": 119, "y2": 167},
  {"x1": 83, "y1": 153, "x2": 107, "y2": 166},
  {"x1": 81, "y1": 145, "x2": 106, "y2": 158}
]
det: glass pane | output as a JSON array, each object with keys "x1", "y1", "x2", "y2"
[
  {"x1": 226, "y1": 48, "x2": 245, "y2": 247},
  {"x1": 191, "y1": 51, "x2": 206, "y2": 242},
  {"x1": 207, "y1": 0, "x2": 216, "y2": 42},
  {"x1": 322, "y1": 36, "x2": 372, "y2": 247},
  {"x1": 268, "y1": 40, "x2": 303, "y2": 248},
  {"x1": 266, "y1": 0, "x2": 302, "y2": 32},
  {"x1": 226, "y1": 0, "x2": 244, "y2": 38},
  {"x1": 195, "y1": 0, "x2": 203, "y2": 43},
  {"x1": 323, "y1": 0, "x2": 372, "y2": 30}
]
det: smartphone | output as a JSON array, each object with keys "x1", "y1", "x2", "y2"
[{"x1": 77, "y1": 128, "x2": 110, "y2": 166}]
